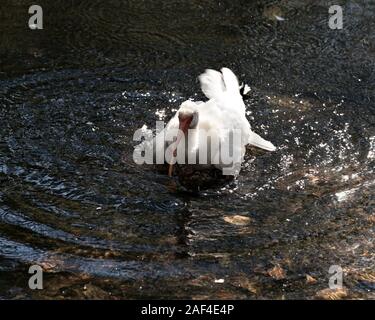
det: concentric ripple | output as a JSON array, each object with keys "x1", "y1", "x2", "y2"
[{"x1": 0, "y1": 0, "x2": 374, "y2": 299}]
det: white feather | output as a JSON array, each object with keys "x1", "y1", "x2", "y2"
[
  {"x1": 198, "y1": 69, "x2": 225, "y2": 100},
  {"x1": 220, "y1": 67, "x2": 240, "y2": 94},
  {"x1": 141, "y1": 68, "x2": 276, "y2": 174},
  {"x1": 248, "y1": 132, "x2": 276, "y2": 151}
]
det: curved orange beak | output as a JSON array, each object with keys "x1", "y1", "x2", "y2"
[{"x1": 168, "y1": 115, "x2": 193, "y2": 176}]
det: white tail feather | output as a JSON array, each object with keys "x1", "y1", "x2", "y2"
[{"x1": 248, "y1": 132, "x2": 276, "y2": 151}]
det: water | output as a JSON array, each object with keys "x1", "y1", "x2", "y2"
[{"x1": 0, "y1": 0, "x2": 374, "y2": 299}]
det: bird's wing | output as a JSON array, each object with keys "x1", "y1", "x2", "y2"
[
  {"x1": 198, "y1": 69, "x2": 225, "y2": 100},
  {"x1": 220, "y1": 67, "x2": 240, "y2": 95},
  {"x1": 201, "y1": 68, "x2": 246, "y2": 117},
  {"x1": 199, "y1": 68, "x2": 241, "y2": 100}
]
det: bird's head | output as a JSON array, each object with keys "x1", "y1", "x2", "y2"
[
  {"x1": 177, "y1": 101, "x2": 199, "y2": 131},
  {"x1": 168, "y1": 101, "x2": 199, "y2": 176}
]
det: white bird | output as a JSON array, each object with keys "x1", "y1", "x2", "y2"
[{"x1": 145, "y1": 67, "x2": 276, "y2": 180}]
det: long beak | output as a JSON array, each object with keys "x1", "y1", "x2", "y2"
[{"x1": 168, "y1": 117, "x2": 192, "y2": 176}]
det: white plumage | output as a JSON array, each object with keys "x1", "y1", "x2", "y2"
[{"x1": 151, "y1": 67, "x2": 276, "y2": 176}]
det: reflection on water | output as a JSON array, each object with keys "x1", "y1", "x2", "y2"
[{"x1": 0, "y1": 0, "x2": 374, "y2": 299}]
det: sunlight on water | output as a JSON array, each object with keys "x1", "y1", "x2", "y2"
[{"x1": 0, "y1": 0, "x2": 374, "y2": 300}]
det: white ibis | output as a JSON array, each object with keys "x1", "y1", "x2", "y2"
[
  {"x1": 135, "y1": 68, "x2": 276, "y2": 188},
  {"x1": 158, "y1": 67, "x2": 276, "y2": 176}
]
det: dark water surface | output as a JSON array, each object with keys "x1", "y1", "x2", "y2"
[{"x1": 0, "y1": 0, "x2": 374, "y2": 299}]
